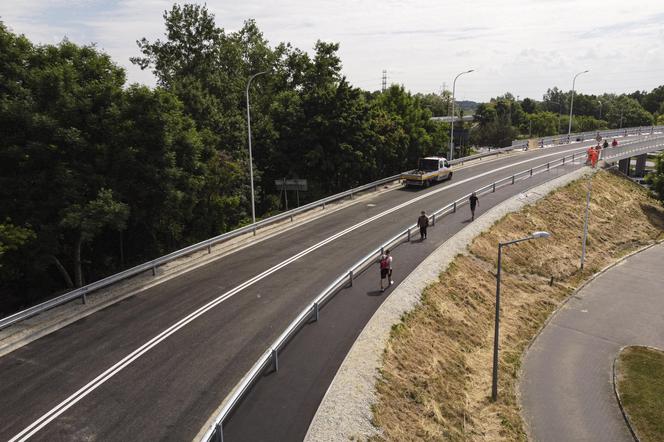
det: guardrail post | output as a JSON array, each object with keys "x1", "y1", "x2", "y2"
[
  {"x1": 547, "y1": 162, "x2": 550, "y2": 170},
  {"x1": 213, "y1": 423, "x2": 224, "y2": 442},
  {"x1": 322, "y1": 202, "x2": 326, "y2": 210},
  {"x1": 81, "y1": 290, "x2": 87, "y2": 305},
  {"x1": 511, "y1": 175, "x2": 515, "y2": 184},
  {"x1": 207, "y1": 243, "x2": 212, "y2": 254},
  {"x1": 562, "y1": 157, "x2": 565, "y2": 165},
  {"x1": 453, "y1": 201, "x2": 457, "y2": 213},
  {"x1": 152, "y1": 265, "x2": 157, "y2": 276},
  {"x1": 380, "y1": 246, "x2": 384, "y2": 256},
  {"x1": 407, "y1": 228, "x2": 411, "y2": 242},
  {"x1": 272, "y1": 348, "x2": 279, "y2": 372},
  {"x1": 252, "y1": 226, "x2": 257, "y2": 236},
  {"x1": 313, "y1": 302, "x2": 320, "y2": 322},
  {"x1": 350, "y1": 192, "x2": 354, "y2": 200},
  {"x1": 492, "y1": 182, "x2": 496, "y2": 192},
  {"x1": 530, "y1": 168, "x2": 533, "y2": 176},
  {"x1": 431, "y1": 214, "x2": 435, "y2": 226},
  {"x1": 290, "y1": 214, "x2": 294, "y2": 222},
  {"x1": 349, "y1": 270, "x2": 353, "y2": 287},
  {"x1": 374, "y1": 185, "x2": 378, "y2": 191}
]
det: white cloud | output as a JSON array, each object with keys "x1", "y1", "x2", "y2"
[{"x1": 1, "y1": 0, "x2": 663, "y2": 100}]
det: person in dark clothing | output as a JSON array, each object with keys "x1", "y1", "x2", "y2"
[
  {"x1": 469, "y1": 192, "x2": 479, "y2": 221},
  {"x1": 603, "y1": 139, "x2": 609, "y2": 149},
  {"x1": 417, "y1": 211, "x2": 429, "y2": 240}
]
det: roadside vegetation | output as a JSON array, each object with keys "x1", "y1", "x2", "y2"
[
  {"x1": 2, "y1": 2, "x2": 664, "y2": 313},
  {"x1": 370, "y1": 170, "x2": 664, "y2": 441},
  {"x1": 616, "y1": 346, "x2": 664, "y2": 442}
]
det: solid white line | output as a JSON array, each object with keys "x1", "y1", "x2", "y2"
[{"x1": 10, "y1": 144, "x2": 589, "y2": 441}]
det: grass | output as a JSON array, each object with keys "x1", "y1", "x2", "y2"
[
  {"x1": 616, "y1": 346, "x2": 664, "y2": 442},
  {"x1": 369, "y1": 170, "x2": 664, "y2": 441}
]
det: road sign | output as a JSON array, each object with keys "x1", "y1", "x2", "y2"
[{"x1": 274, "y1": 179, "x2": 308, "y2": 191}]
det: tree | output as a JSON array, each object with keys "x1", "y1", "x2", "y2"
[
  {"x1": 646, "y1": 152, "x2": 664, "y2": 201},
  {"x1": 528, "y1": 112, "x2": 559, "y2": 137},
  {"x1": 60, "y1": 189, "x2": 129, "y2": 287},
  {"x1": 521, "y1": 98, "x2": 540, "y2": 114}
]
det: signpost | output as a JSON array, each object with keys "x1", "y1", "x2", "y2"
[{"x1": 275, "y1": 179, "x2": 308, "y2": 209}]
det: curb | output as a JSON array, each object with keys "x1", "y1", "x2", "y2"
[
  {"x1": 518, "y1": 240, "x2": 664, "y2": 441},
  {"x1": 305, "y1": 165, "x2": 593, "y2": 442},
  {"x1": 612, "y1": 346, "x2": 643, "y2": 442},
  {"x1": 612, "y1": 344, "x2": 664, "y2": 442}
]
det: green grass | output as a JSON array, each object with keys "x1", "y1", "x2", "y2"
[{"x1": 616, "y1": 346, "x2": 664, "y2": 442}]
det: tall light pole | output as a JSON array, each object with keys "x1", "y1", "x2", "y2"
[
  {"x1": 567, "y1": 70, "x2": 589, "y2": 136},
  {"x1": 246, "y1": 70, "x2": 268, "y2": 229},
  {"x1": 492, "y1": 231, "x2": 551, "y2": 401},
  {"x1": 580, "y1": 175, "x2": 592, "y2": 270},
  {"x1": 619, "y1": 108, "x2": 624, "y2": 129},
  {"x1": 449, "y1": 69, "x2": 474, "y2": 160}
]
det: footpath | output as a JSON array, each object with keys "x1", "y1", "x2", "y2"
[{"x1": 520, "y1": 243, "x2": 664, "y2": 442}]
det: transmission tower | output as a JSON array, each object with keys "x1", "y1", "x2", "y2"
[{"x1": 381, "y1": 70, "x2": 387, "y2": 92}]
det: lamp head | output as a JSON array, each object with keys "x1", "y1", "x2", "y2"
[{"x1": 532, "y1": 231, "x2": 551, "y2": 239}]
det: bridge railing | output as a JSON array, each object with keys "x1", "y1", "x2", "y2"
[
  {"x1": 201, "y1": 134, "x2": 664, "y2": 441},
  {"x1": 2, "y1": 126, "x2": 661, "y2": 333},
  {"x1": 510, "y1": 125, "x2": 664, "y2": 149},
  {"x1": 0, "y1": 171, "x2": 405, "y2": 331}
]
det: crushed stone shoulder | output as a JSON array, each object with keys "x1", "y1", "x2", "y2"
[{"x1": 304, "y1": 167, "x2": 593, "y2": 441}]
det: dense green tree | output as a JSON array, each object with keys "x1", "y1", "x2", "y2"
[
  {"x1": 646, "y1": 152, "x2": 664, "y2": 201},
  {"x1": 521, "y1": 98, "x2": 540, "y2": 114},
  {"x1": 528, "y1": 112, "x2": 560, "y2": 137}
]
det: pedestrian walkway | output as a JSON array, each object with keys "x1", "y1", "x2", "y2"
[{"x1": 520, "y1": 243, "x2": 664, "y2": 442}]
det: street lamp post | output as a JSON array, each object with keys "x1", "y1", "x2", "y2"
[
  {"x1": 619, "y1": 109, "x2": 624, "y2": 129},
  {"x1": 449, "y1": 69, "x2": 474, "y2": 161},
  {"x1": 491, "y1": 231, "x2": 551, "y2": 401},
  {"x1": 580, "y1": 175, "x2": 592, "y2": 269},
  {"x1": 246, "y1": 70, "x2": 268, "y2": 231},
  {"x1": 567, "y1": 70, "x2": 590, "y2": 136}
]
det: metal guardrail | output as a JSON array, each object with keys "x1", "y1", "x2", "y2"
[
  {"x1": 0, "y1": 172, "x2": 407, "y2": 331},
  {"x1": 448, "y1": 145, "x2": 518, "y2": 166},
  {"x1": 602, "y1": 137, "x2": 664, "y2": 162},
  {"x1": 201, "y1": 139, "x2": 646, "y2": 441},
  {"x1": 511, "y1": 125, "x2": 664, "y2": 149},
  {"x1": 2, "y1": 125, "x2": 660, "y2": 332}
]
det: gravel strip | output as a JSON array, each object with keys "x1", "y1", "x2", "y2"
[{"x1": 304, "y1": 166, "x2": 593, "y2": 442}]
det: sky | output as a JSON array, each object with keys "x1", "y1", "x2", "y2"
[{"x1": 1, "y1": 0, "x2": 663, "y2": 102}]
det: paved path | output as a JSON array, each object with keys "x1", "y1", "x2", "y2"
[{"x1": 521, "y1": 243, "x2": 664, "y2": 442}]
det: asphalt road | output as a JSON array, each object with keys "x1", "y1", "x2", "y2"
[
  {"x1": 0, "y1": 139, "x2": 655, "y2": 441},
  {"x1": 520, "y1": 243, "x2": 664, "y2": 442}
]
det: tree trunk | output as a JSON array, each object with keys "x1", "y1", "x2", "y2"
[
  {"x1": 73, "y1": 233, "x2": 84, "y2": 288},
  {"x1": 48, "y1": 255, "x2": 74, "y2": 289}
]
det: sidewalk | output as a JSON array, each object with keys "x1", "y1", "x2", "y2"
[{"x1": 520, "y1": 243, "x2": 664, "y2": 442}]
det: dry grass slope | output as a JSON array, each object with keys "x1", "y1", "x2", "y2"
[{"x1": 370, "y1": 170, "x2": 664, "y2": 442}]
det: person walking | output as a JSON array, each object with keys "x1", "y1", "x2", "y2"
[
  {"x1": 469, "y1": 192, "x2": 479, "y2": 221},
  {"x1": 417, "y1": 211, "x2": 429, "y2": 240},
  {"x1": 379, "y1": 250, "x2": 394, "y2": 292}
]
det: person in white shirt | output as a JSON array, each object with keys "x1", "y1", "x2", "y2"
[{"x1": 379, "y1": 250, "x2": 394, "y2": 292}]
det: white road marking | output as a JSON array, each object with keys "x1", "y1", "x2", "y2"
[{"x1": 10, "y1": 144, "x2": 588, "y2": 441}]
